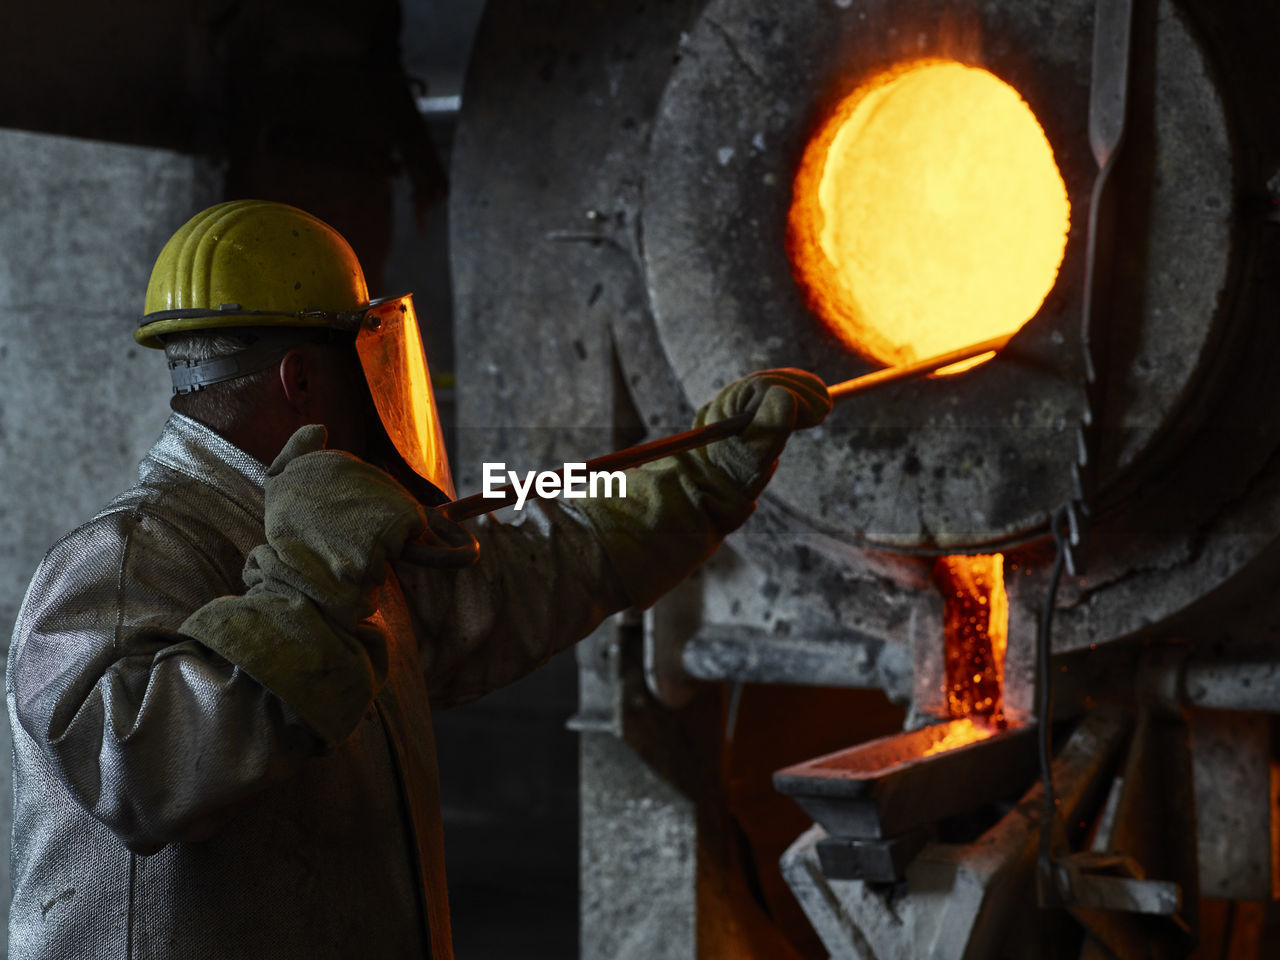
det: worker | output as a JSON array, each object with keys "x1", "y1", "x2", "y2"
[{"x1": 6, "y1": 199, "x2": 829, "y2": 959}]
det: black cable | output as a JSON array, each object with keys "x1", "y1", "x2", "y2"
[{"x1": 1036, "y1": 506, "x2": 1070, "y2": 904}]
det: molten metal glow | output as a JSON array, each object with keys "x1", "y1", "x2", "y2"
[
  {"x1": 788, "y1": 61, "x2": 1070, "y2": 375},
  {"x1": 920, "y1": 716, "x2": 998, "y2": 756},
  {"x1": 934, "y1": 554, "x2": 1008, "y2": 721}
]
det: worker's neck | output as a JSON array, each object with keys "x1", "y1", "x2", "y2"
[{"x1": 214, "y1": 415, "x2": 299, "y2": 470}]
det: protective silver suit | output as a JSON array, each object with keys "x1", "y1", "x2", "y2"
[{"x1": 7, "y1": 412, "x2": 745, "y2": 959}]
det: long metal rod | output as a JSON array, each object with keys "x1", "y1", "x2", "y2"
[
  {"x1": 827, "y1": 332, "x2": 1012, "y2": 400},
  {"x1": 439, "y1": 333, "x2": 1015, "y2": 522},
  {"x1": 439, "y1": 410, "x2": 754, "y2": 521}
]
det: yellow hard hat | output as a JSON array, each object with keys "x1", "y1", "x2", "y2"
[
  {"x1": 136, "y1": 199, "x2": 456, "y2": 499},
  {"x1": 135, "y1": 199, "x2": 369, "y2": 348}
]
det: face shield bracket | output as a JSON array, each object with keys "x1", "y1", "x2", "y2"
[
  {"x1": 355, "y1": 295, "x2": 456, "y2": 499},
  {"x1": 166, "y1": 339, "x2": 294, "y2": 395},
  {"x1": 149, "y1": 294, "x2": 455, "y2": 498}
]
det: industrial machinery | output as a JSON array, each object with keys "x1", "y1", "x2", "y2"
[{"x1": 450, "y1": 0, "x2": 1280, "y2": 955}]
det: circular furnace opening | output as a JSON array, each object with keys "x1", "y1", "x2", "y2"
[
  {"x1": 788, "y1": 60, "x2": 1071, "y2": 375},
  {"x1": 639, "y1": 0, "x2": 1232, "y2": 552}
]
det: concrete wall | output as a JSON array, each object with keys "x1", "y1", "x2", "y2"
[
  {"x1": 580, "y1": 733, "x2": 696, "y2": 960},
  {"x1": 0, "y1": 128, "x2": 219, "y2": 954}
]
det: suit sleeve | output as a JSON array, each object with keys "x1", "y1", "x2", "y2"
[
  {"x1": 7, "y1": 507, "x2": 324, "y2": 853},
  {"x1": 395, "y1": 448, "x2": 757, "y2": 709}
]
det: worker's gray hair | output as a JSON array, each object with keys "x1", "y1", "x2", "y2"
[{"x1": 162, "y1": 329, "x2": 288, "y2": 433}]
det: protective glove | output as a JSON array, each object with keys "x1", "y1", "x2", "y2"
[
  {"x1": 692, "y1": 368, "x2": 832, "y2": 499},
  {"x1": 181, "y1": 424, "x2": 428, "y2": 744},
  {"x1": 253, "y1": 425, "x2": 429, "y2": 606},
  {"x1": 570, "y1": 369, "x2": 830, "y2": 610}
]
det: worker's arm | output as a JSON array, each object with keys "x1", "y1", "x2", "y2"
[
  {"x1": 8, "y1": 426, "x2": 425, "y2": 852},
  {"x1": 399, "y1": 369, "x2": 831, "y2": 708},
  {"x1": 7, "y1": 507, "x2": 325, "y2": 854}
]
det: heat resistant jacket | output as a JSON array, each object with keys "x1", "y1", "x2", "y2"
[{"x1": 7, "y1": 412, "x2": 751, "y2": 959}]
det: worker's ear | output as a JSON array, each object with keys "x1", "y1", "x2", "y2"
[{"x1": 278, "y1": 347, "x2": 313, "y2": 414}]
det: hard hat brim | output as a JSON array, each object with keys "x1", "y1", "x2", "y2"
[{"x1": 134, "y1": 309, "x2": 366, "y2": 349}]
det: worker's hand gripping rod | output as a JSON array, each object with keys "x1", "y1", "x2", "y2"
[{"x1": 406, "y1": 332, "x2": 1013, "y2": 566}]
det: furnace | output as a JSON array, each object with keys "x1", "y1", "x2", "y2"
[{"x1": 450, "y1": 0, "x2": 1280, "y2": 956}]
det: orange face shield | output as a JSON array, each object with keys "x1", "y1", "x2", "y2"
[{"x1": 356, "y1": 295, "x2": 456, "y2": 500}]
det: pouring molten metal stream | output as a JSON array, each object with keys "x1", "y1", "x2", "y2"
[
  {"x1": 930, "y1": 554, "x2": 1009, "y2": 753},
  {"x1": 784, "y1": 59, "x2": 1057, "y2": 752}
]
